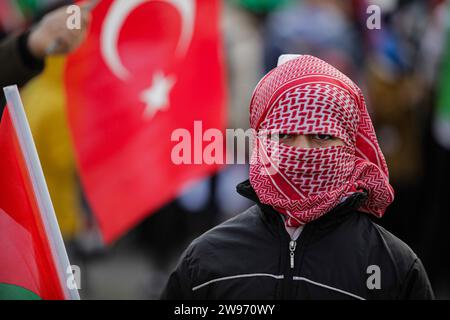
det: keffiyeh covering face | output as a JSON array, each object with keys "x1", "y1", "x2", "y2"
[{"x1": 249, "y1": 55, "x2": 395, "y2": 227}]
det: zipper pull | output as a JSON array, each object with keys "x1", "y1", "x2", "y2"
[{"x1": 289, "y1": 240, "x2": 297, "y2": 269}]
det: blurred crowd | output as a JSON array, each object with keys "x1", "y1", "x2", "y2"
[{"x1": 1, "y1": 0, "x2": 450, "y2": 299}]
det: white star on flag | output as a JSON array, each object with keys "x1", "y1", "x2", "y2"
[{"x1": 140, "y1": 71, "x2": 176, "y2": 119}]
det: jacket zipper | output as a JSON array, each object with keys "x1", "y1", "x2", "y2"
[
  {"x1": 287, "y1": 223, "x2": 303, "y2": 269},
  {"x1": 289, "y1": 240, "x2": 297, "y2": 269},
  {"x1": 278, "y1": 214, "x2": 304, "y2": 299},
  {"x1": 282, "y1": 232, "x2": 301, "y2": 299}
]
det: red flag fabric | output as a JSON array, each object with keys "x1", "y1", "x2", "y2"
[
  {"x1": 65, "y1": 0, "x2": 226, "y2": 243},
  {"x1": 0, "y1": 109, "x2": 64, "y2": 299}
]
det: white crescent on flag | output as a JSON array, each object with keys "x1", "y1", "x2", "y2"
[{"x1": 100, "y1": 0, "x2": 196, "y2": 80}]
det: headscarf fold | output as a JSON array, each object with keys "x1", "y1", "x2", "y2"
[{"x1": 249, "y1": 55, "x2": 394, "y2": 227}]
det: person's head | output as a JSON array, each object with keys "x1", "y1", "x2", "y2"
[{"x1": 249, "y1": 54, "x2": 394, "y2": 227}]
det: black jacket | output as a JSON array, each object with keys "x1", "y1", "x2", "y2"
[
  {"x1": 0, "y1": 32, "x2": 45, "y2": 116},
  {"x1": 161, "y1": 180, "x2": 434, "y2": 300}
]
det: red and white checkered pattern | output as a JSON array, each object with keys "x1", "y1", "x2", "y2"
[{"x1": 249, "y1": 55, "x2": 394, "y2": 226}]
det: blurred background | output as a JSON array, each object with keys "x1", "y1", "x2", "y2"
[{"x1": 1, "y1": 0, "x2": 450, "y2": 299}]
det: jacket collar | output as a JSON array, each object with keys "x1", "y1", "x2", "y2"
[{"x1": 236, "y1": 180, "x2": 368, "y2": 232}]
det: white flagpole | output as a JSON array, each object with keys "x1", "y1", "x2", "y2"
[{"x1": 3, "y1": 85, "x2": 80, "y2": 300}]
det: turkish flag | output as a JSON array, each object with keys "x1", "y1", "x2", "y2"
[{"x1": 65, "y1": 0, "x2": 227, "y2": 243}]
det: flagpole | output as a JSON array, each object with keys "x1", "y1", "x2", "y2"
[{"x1": 3, "y1": 85, "x2": 80, "y2": 300}]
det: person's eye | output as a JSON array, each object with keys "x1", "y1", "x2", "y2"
[
  {"x1": 311, "y1": 134, "x2": 334, "y2": 141},
  {"x1": 278, "y1": 133, "x2": 294, "y2": 140}
]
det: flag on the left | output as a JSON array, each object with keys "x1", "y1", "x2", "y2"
[{"x1": 0, "y1": 86, "x2": 79, "y2": 300}]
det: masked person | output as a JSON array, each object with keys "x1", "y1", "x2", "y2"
[{"x1": 160, "y1": 55, "x2": 434, "y2": 300}]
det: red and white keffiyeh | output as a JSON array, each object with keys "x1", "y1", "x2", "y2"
[{"x1": 249, "y1": 55, "x2": 395, "y2": 227}]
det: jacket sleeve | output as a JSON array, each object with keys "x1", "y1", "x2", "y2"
[
  {"x1": 160, "y1": 250, "x2": 195, "y2": 300},
  {"x1": 0, "y1": 32, "x2": 45, "y2": 115},
  {"x1": 0, "y1": 31, "x2": 45, "y2": 88},
  {"x1": 398, "y1": 258, "x2": 435, "y2": 300}
]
